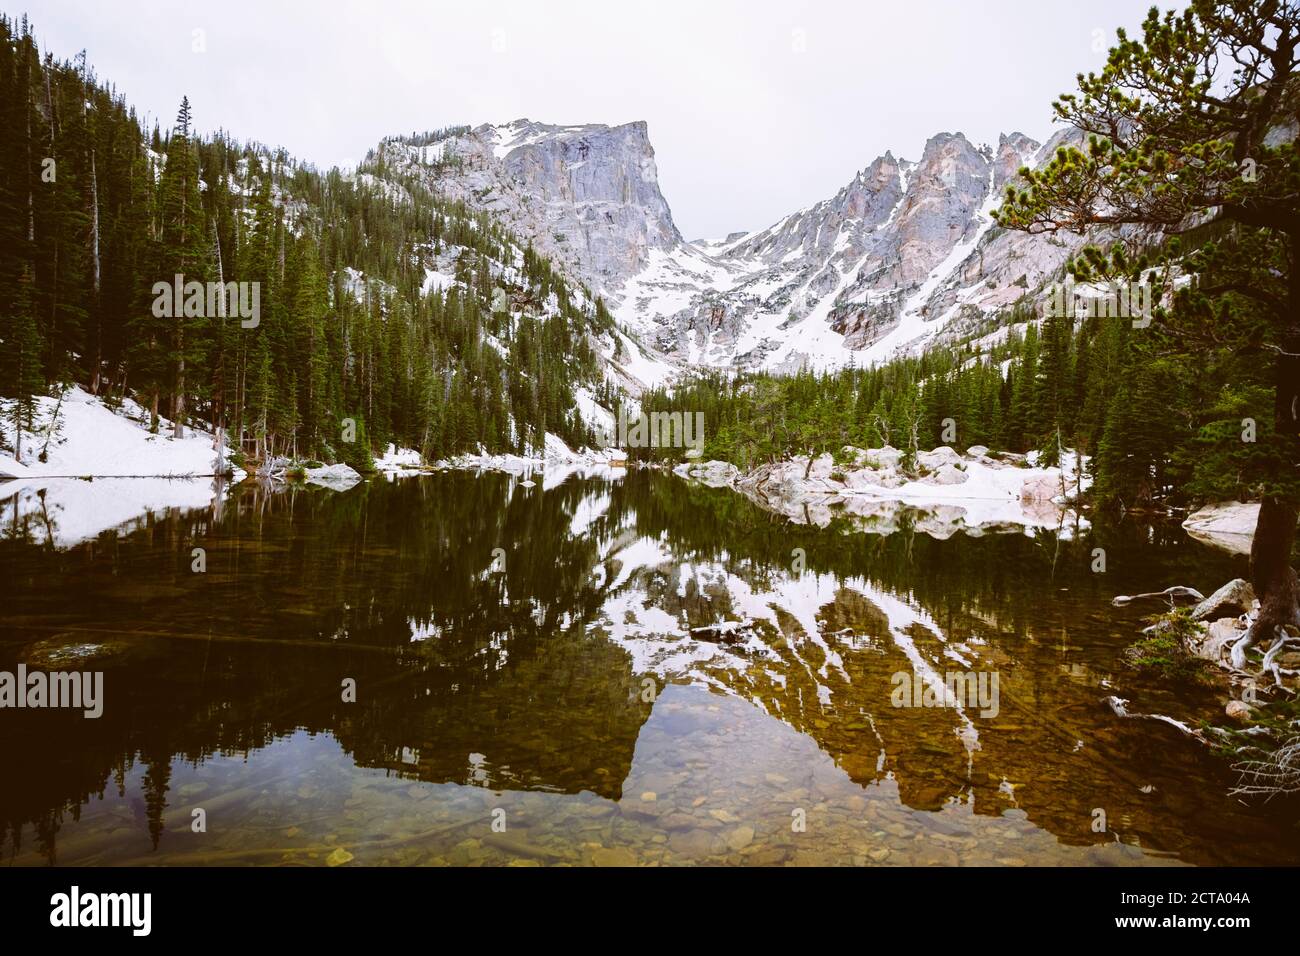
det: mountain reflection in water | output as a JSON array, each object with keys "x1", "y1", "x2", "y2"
[{"x1": 1, "y1": 470, "x2": 1294, "y2": 866}]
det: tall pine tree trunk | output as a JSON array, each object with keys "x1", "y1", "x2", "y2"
[
  {"x1": 88, "y1": 148, "x2": 101, "y2": 393},
  {"x1": 1234, "y1": 234, "x2": 1300, "y2": 666}
]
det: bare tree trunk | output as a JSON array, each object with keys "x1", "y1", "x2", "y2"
[
  {"x1": 13, "y1": 399, "x2": 22, "y2": 465},
  {"x1": 84, "y1": 57, "x2": 102, "y2": 393},
  {"x1": 173, "y1": 326, "x2": 185, "y2": 439},
  {"x1": 44, "y1": 60, "x2": 59, "y2": 388}
]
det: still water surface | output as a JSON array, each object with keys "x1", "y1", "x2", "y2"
[{"x1": 1, "y1": 470, "x2": 1294, "y2": 866}]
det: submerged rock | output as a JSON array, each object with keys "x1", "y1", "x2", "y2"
[
  {"x1": 1225, "y1": 700, "x2": 1252, "y2": 722},
  {"x1": 591, "y1": 846, "x2": 638, "y2": 867},
  {"x1": 326, "y1": 847, "x2": 355, "y2": 867}
]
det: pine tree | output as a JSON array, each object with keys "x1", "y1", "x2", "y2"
[{"x1": 996, "y1": 0, "x2": 1300, "y2": 665}]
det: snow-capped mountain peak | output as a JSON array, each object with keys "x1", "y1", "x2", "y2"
[{"x1": 374, "y1": 119, "x2": 1086, "y2": 376}]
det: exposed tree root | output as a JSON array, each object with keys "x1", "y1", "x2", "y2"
[{"x1": 1232, "y1": 733, "x2": 1300, "y2": 800}]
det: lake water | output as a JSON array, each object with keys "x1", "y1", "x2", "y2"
[{"x1": 1, "y1": 470, "x2": 1295, "y2": 866}]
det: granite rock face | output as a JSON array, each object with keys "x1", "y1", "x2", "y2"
[
  {"x1": 369, "y1": 120, "x2": 1110, "y2": 374},
  {"x1": 608, "y1": 127, "x2": 1091, "y2": 372},
  {"x1": 376, "y1": 120, "x2": 681, "y2": 293}
]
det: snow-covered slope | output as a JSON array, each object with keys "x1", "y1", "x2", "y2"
[
  {"x1": 0, "y1": 388, "x2": 236, "y2": 548},
  {"x1": 616, "y1": 131, "x2": 1067, "y2": 373},
  {"x1": 0, "y1": 387, "x2": 232, "y2": 479}
]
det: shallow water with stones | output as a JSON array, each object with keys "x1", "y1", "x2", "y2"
[{"x1": 1, "y1": 470, "x2": 1294, "y2": 866}]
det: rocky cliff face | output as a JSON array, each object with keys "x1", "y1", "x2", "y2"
[
  {"x1": 610, "y1": 129, "x2": 1069, "y2": 372},
  {"x1": 378, "y1": 120, "x2": 681, "y2": 292},
  {"x1": 374, "y1": 119, "x2": 1096, "y2": 376}
]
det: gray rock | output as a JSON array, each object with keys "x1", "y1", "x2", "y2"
[
  {"x1": 917, "y1": 446, "x2": 963, "y2": 471},
  {"x1": 922, "y1": 463, "x2": 968, "y2": 486},
  {"x1": 1190, "y1": 578, "x2": 1256, "y2": 622},
  {"x1": 305, "y1": 463, "x2": 363, "y2": 490},
  {"x1": 1197, "y1": 618, "x2": 1244, "y2": 662},
  {"x1": 1182, "y1": 501, "x2": 1259, "y2": 555},
  {"x1": 674, "y1": 460, "x2": 738, "y2": 488},
  {"x1": 1019, "y1": 474, "x2": 1061, "y2": 503}
]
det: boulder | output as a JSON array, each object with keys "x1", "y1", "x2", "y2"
[
  {"x1": 805, "y1": 453, "x2": 835, "y2": 480},
  {"x1": 1190, "y1": 578, "x2": 1256, "y2": 622},
  {"x1": 1019, "y1": 474, "x2": 1061, "y2": 503},
  {"x1": 863, "y1": 446, "x2": 902, "y2": 471},
  {"x1": 1225, "y1": 700, "x2": 1252, "y2": 722},
  {"x1": 922, "y1": 463, "x2": 969, "y2": 486},
  {"x1": 844, "y1": 468, "x2": 887, "y2": 490},
  {"x1": 966, "y1": 445, "x2": 990, "y2": 458},
  {"x1": 305, "y1": 463, "x2": 362, "y2": 490},
  {"x1": 1182, "y1": 501, "x2": 1259, "y2": 555},
  {"x1": 677, "y1": 460, "x2": 738, "y2": 488},
  {"x1": 916, "y1": 446, "x2": 963, "y2": 470},
  {"x1": 1197, "y1": 618, "x2": 1245, "y2": 662}
]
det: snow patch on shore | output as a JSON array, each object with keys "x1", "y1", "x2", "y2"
[
  {"x1": 0, "y1": 387, "x2": 234, "y2": 479},
  {"x1": 375, "y1": 444, "x2": 423, "y2": 473},
  {"x1": 677, "y1": 446, "x2": 1090, "y2": 537}
]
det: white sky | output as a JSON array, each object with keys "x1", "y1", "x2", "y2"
[{"x1": 23, "y1": 0, "x2": 1172, "y2": 239}]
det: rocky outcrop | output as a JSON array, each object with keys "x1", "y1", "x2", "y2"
[
  {"x1": 377, "y1": 120, "x2": 681, "y2": 293},
  {"x1": 1182, "y1": 501, "x2": 1260, "y2": 555}
]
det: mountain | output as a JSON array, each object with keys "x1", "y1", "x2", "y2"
[
  {"x1": 374, "y1": 119, "x2": 1091, "y2": 377},
  {"x1": 374, "y1": 120, "x2": 681, "y2": 297}
]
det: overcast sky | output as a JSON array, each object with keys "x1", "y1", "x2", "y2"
[{"x1": 22, "y1": 0, "x2": 1174, "y2": 239}]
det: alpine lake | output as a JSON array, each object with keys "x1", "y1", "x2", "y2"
[{"x1": 2, "y1": 468, "x2": 1297, "y2": 867}]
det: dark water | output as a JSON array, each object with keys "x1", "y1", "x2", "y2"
[{"x1": 1, "y1": 470, "x2": 1295, "y2": 866}]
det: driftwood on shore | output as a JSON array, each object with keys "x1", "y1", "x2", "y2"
[{"x1": 1110, "y1": 586, "x2": 1205, "y2": 607}]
